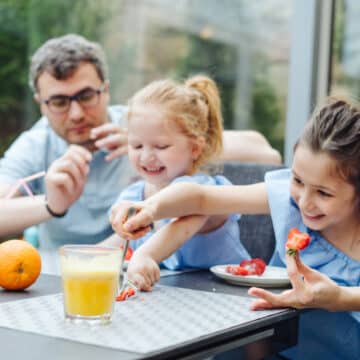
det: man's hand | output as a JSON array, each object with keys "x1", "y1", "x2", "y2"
[
  {"x1": 90, "y1": 123, "x2": 128, "y2": 161},
  {"x1": 127, "y1": 252, "x2": 160, "y2": 291},
  {"x1": 248, "y1": 254, "x2": 341, "y2": 311},
  {"x1": 45, "y1": 145, "x2": 92, "y2": 215}
]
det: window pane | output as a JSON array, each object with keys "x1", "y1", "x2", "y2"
[
  {"x1": 330, "y1": 0, "x2": 360, "y2": 100},
  {"x1": 0, "y1": 0, "x2": 292, "y2": 157}
]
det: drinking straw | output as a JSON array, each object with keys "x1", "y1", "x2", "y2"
[
  {"x1": 23, "y1": 171, "x2": 46, "y2": 183},
  {"x1": 4, "y1": 171, "x2": 46, "y2": 199},
  {"x1": 21, "y1": 181, "x2": 34, "y2": 197}
]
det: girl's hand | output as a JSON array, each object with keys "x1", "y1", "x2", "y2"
[
  {"x1": 110, "y1": 201, "x2": 155, "y2": 239},
  {"x1": 127, "y1": 252, "x2": 160, "y2": 291},
  {"x1": 248, "y1": 254, "x2": 341, "y2": 311},
  {"x1": 90, "y1": 123, "x2": 128, "y2": 161},
  {"x1": 45, "y1": 145, "x2": 91, "y2": 214}
]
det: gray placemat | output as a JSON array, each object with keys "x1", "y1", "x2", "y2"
[{"x1": 0, "y1": 286, "x2": 284, "y2": 353}]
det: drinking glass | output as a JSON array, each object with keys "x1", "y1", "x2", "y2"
[{"x1": 59, "y1": 245, "x2": 122, "y2": 324}]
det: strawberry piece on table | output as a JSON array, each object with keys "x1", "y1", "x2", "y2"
[
  {"x1": 286, "y1": 227, "x2": 311, "y2": 256},
  {"x1": 116, "y1": 287, "x2": 136, "y2": 302}
]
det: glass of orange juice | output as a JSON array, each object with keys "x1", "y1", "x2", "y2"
[{"x1": 59, "y1": 245, "x2": 122, "y2": 325}]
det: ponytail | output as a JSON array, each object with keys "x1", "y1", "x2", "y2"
[
  {"x1": 127, "y1": 74, "x2": 224, "y2": 172},
  {"x1": 185, "y1": 75, "x2": 223, "y2": 168}
]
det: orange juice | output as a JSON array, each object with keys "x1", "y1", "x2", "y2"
[
  {"x1": 59, "y1": 245, "x2": 122, "y2": 323},
  {"x1": 62, "y1": 271, "x2": 118, "y2": 316}
]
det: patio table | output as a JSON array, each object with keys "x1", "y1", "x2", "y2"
[{"x1": 0, "y1": 270, "x2": 298, "y2": 360}]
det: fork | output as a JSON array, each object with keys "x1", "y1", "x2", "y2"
[{"x1": 118, "y1": 207, "x2": 139, "y2": 300}]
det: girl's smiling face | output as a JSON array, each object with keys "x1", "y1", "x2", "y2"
[
  {"x1": 290, "y1": 145, "x2": 357, "y2": 235},
  {"x1": 127, "y1": 105, "x2": 202, "y2": 190}
]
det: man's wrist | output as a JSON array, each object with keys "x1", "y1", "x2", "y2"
[{"x1": 45, "y1": 202, "x2": 68, "y2": 218}]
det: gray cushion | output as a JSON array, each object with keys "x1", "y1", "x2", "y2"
[{"x1": 222, "y1": 162, "x2": 285, "y2": 263}]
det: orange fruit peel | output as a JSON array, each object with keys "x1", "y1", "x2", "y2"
[{"x1": 0, "y1": 239, "x2": 41, "y2": 290}]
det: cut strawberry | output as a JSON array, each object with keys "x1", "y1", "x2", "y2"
[
  {"x1": 225, "y1": 265, "x2": 249, "y2": 276},
  {"x1": 240, "y1": 258, "x2": 266, "y2": 275},
  {"x1": 116, "y1": 287, "x2": 136, "y2": 302},
  {"x1": 119, "y1": 244, "x2": 133, "y2": 261},
  {"x1": 225, "y1": 258, "x2": 267, "y2": 277},
  {"x1": 125, "y1": 246, "x2": 133, "y2": 261},
  {"x1": 286, "y1": 227, "x2": 311, "y2": 256}
]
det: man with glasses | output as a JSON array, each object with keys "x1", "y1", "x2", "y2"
[{"x1": 0, "y1": 34, "x2": 280, "y2": 274}]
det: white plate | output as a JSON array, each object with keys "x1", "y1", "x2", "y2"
[{"x1": 210, "y1": 265, "x2": 290, "y2": 288}]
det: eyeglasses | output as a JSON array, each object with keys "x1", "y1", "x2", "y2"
[{"x1": 41, "y1": 85, "x2": 106, "y2": 114}]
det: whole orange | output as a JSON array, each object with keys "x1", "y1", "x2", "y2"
[{"x1": 0, "y1": 239, "x2": 41, "y2": 290}]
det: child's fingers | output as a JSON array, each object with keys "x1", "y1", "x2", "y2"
[
  {"x1": 248, "y1": 287, "x2": 292, "y2": 309},
  {"x1": 248, "y1": 286, "x2": 282, "y2": 310},
  {"x1": 128, "y1": 273, "x2": 151, "y2": 292},
  {"x1": 123, "y1": 211, "x2": 153, "y2": 232},
  {"x1": 250, "y1": 298, "x2": 276, "y2": 310},
  {"x1": 111, "y1": 222, "x2": 143, "y2": 240},
  {"x1": 294, "y1": 253, "x2": 316, "y2": 278},
  {"x1": 110, "y1": 204, "x2": 129, "y2": 225},
  {"x1": 285, "y1": 253, "x2": 308, "y2": 294},
  {"x1": 149, "y1": 264, "x2": 160, "y2": 285},
  {"x1": 111, "y1": 219, "x2": 151, "y2": 240},
  {"x1": 130, "y1": 226, "x2": 153, "y2": 239},
  {"x1": 248, "y1": 287, "x2": 278, "y2": 303}
]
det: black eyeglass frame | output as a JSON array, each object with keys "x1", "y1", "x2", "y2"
[{"x1": 41, "y1": 84, "x2": 107, "y2": 114}]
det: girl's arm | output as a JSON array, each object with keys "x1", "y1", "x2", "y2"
[
  {"x1": 98, "y1": 233, "x2": 124, "y2": 247},
  {"x1": 118, "y1": 182, "x2": 270, "y2": 234},
  {"x1": 127, "y1": 215, "x2": 209, "y2": 290},
  {"x1": 337, "y1": 287, "x2": 360, "y2": 311}
]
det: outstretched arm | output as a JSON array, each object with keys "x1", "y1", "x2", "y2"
[
  {"x1": 222, "y1": 130, "x2": 282, "y2": 165},
  {"x1": 112, "y1": 182, "x2": 269, "y2": 235},
  {"x1": 248, "y1": 254, "x2": 360, "y2": 312}
]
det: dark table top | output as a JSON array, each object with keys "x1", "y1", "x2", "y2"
[{"x1": 0, "y1": 270, "x2": 298, "y2": 360}]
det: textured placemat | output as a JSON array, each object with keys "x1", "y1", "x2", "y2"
[{"x1": 0, "y1": 286, "x2": 284, "y2": 353}]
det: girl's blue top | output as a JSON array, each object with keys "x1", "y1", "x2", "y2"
[
  {"x1": 115, "y1": 173, "x2": 250, "y2": 270},
  {"x1": 265, "y1": 169, "x2": 360, "y2": 360}
]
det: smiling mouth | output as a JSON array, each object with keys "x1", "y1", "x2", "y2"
[
  {"x1": 303, "y1": 213, "x2": 325, "y2": 221},
  {"x1": 142, "y1": 166, "x2": 165, "y2": 175}
]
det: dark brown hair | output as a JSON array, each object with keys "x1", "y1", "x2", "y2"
[{"x1": 298, "y1": 97, "x2": 360, "y2": 206}]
